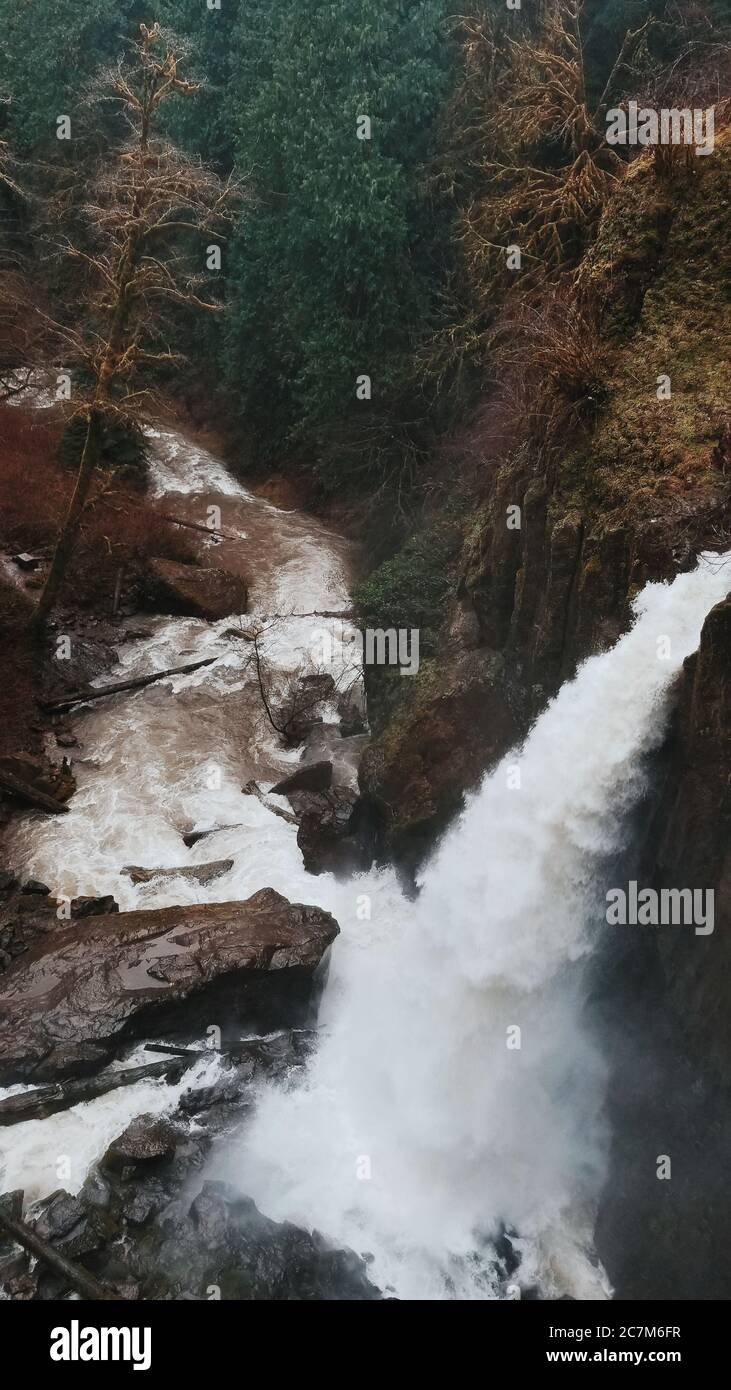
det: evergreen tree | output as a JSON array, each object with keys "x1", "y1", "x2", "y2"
[
  {"x1": 0, "y1": 0, "x2": 144, "y2": 153},
  {"x1": 220, "y1": 0, "x2": 452, "y2": 453}
]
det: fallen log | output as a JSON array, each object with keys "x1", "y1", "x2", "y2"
[
  {"x1": 41, "y1": 657, "x2": 216, "y2": 714},
  {"x1": 158, "y1": 510, "x2": 240, "y2": 541},
  {"x1": 145, "y1": 1033, "x2": 314, "y2": 1062},
  {"x1": 235, "y1": 609, "x2": 355, "y2": 621},
  {"x1": 98, "y1": 495, "x2": 240, "y2": 542},
  {"x1": 308, "y1": 609, "x2": 356, "y2": 620},
  {"x1": 182, "y1": 824, "x2": 243, "y2": 847},
  {"x1": 242, "y1": 778, "x2": 298, "y2": 826},
  {"x1": 0, "y1": 769, "x2": 70, "y2": 815},
  {"x1": 122, "y1": 858, "x2": 233, "y2": 886},
  {"x1": 0, "y1": 1207, "x2": 127, "y2": 1300},
  {"x1": 0, "y1": 1057, "x2": 190, "y2": 1127}
]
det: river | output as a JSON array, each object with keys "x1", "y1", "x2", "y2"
[{"x1": 2, "y1": 420, "x2": 729, "y2": 1301}]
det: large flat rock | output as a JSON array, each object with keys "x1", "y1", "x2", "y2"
[
  {"x1": 0, "y1": 889, "x2": 338, "y2": 1083},
  {"x1": 145, "y1": 558, "x2": 248, "y2": 619}
]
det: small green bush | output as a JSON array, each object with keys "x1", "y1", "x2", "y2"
[{"x1": 356, "y1": 523, "x2": 455, "y2": 651}]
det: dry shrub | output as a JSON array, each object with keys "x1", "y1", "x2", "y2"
[
  {"x1": 628, "y1": 6, "x2": 731, "y2": 179},
  {"x1": 425, "y1": 0, "x2": 636, "y2": 393},
  {"x1": 75, "y1": 493, "x2": 194, "y2": 569},
  {"x1": 0, "y1": 403, "x2": 193, "y2": 608},
  {"x1": 486, "y1": 293, "x2": 607, "y2": 454},
  {"x1": 437, "y1": 387, "x2": 529, "y2": 495},
  {"x1": 66, "y1": 490, "x2": 196, "y2": 610},
  {"x1": 0, "y1": 404, "x2": 67, "y2": 546},
  {"x1": 444, "y1": 3, "x2": 625, "y2": 297}
]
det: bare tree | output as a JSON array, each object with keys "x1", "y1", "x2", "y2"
[
  {"x1": 31, "y1": 23, "x2": 241, "y2": 632},
  {"x1": 237, "y1": 617, "x2": 361, "y2": 745},
  {"x1": 0, "y1": 135, "x2": 43, "y2": 401}
]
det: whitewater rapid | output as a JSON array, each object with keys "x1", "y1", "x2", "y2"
[
  {"x1": 218, "y1": 548, "x2": 731, "y2": 1301},
  {"x1": 2, "y1": 418, "x2": 728, "y2": 1301},
  {"x1": 0, "y1": 425, "x2": 371, "y2": 1195}
]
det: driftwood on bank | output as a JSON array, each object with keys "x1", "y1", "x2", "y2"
[
  {"x1": 41, "y1": 656, "x2": 216, "y2": 714},
  {"x1": 0, "y1": 1207, "x2": 128, "y2": 1300},
  {"x1": 0, "y1": 768, "x2": 70, "y2": 814},
  {"x1": 0, "y1": 1057, "x2": 191, "y2": 1127}
]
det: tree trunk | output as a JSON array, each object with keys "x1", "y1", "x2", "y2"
[
  {"x1": 0, "y1": 1057, "x2": 189, "y2": 1127},
  {"x1": 0, "y1": 768, "x2": 70, "y2": 814},
  {"x1": 0, "y1": 1208, "x2": 126, "y2": 1300},
  {"x1": 30, "y1": 411, "x2": 101, "y2": 635},
  {"x1": 40, "y1": 656, "x2": 216, "y2": 713}
]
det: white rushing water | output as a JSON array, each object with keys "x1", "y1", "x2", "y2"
[
  {"x1": 221, "y1": 549, "x2": 731, "y2": 1301},
  {"x1": 2, "y1": 419, "x2": 729, "y2": 1300},
  {"x1": 0, "y1": 425, "x2": 368, "y2": 1198}
]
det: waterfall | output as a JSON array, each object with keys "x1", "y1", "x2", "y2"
[
  {"x1": 3, "y1": 413, "x2": 728, "y2": 1299},
  {"x1": 221, "y1": 550, "x2": 731, "y2": 1301}
]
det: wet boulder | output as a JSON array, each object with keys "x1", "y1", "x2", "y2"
[
  {"x1": 70, "y1": 895, "x2": 119, "y2": 918},
  {"x1": 20, "y1": 880, "x2": 51, "y2": 896},
  {"x1": 0, "y1": 890, "x2": 60, "y2": 972},
  {"x1": 145, "y1": 558, "x2": 248, "y2": 620},
  {"x1": 182, "y1": 825, "x2": 243, "y2": 848},
  {"x1": 31, "y1": 1190, "x2": 102, "y2": 1260},
  {"x1": 0, "y1": 888, "x2": 339, "y2": 1083},
  {"x1": 6, "y1": 1176, "x2": 380, "y2": 1302},
  {"x1": 271, "y1": 760, "x2": 333, "y2": 795},
  {"x1": 103, "y1": 1181, "x2": 381, "y2": 1302},
  {"x1": 153, "y1": 1182, "x2": 381, "y2": 1300},
  {"x1": 102, "y1": 1115, "x2": 179, "y2": 1175},
  {"x1": 288, "y1": 788, "x2": 376, "y2": 877}
]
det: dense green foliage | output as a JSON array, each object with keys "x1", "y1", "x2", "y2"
[
  {"x1": 355, "y1": 519, "x2": 458, "y2": 728},
  {"x1": 219, "y1": 0, "x2": 451, "y2": 454},
  {"x1": 157, "y1": 0, "x2": 240, "y2": 169},
  {"x1": 0, "y1": 0, "x2": 144, "y2": 152},
  {"x1": 1, "y1": 0, "x2": 728, "y2": 498},
  {"x1": 356, "y1": 522, "x2": 456, "y2": 652}
]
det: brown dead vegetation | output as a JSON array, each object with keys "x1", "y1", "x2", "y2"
[{"x1": 29, "y1": 23, "x2": 241, "y2": 630}]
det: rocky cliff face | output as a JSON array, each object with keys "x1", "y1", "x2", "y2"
[
  {"x1": 587, "y1": 592, "x2": 731, "y2": 1300},
  {"x1": 360, "y1": 137, "x2": 731, "y2": 878},
  {"x1": 647, "y1": 593, "x2": 731, "y2": 1076}
]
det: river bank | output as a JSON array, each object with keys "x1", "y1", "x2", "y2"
[{"x1": 0, "y1": 401, "x2": 385, "y2": 1299}]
